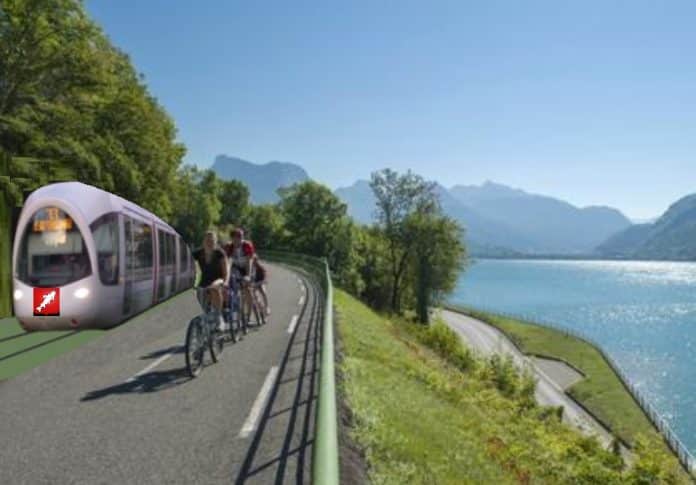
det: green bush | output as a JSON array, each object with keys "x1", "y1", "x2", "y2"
[{"x1": 410, "y1": 320, "x2": 475, "y2": 372}]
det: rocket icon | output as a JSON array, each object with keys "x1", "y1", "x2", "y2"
[{"x1": 33, "y1": 288, "x2": 60, "y2": 316}]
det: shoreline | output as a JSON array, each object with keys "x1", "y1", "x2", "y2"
[
  {"x1": 470, "y1": 254, "x2": 696, "y2": 263},
  {"x1": 440, "y1": 309, "x2": 625, "y2": 450},
  {"x1": 444, "y1": 305, "x2": 695, "y2": 478}
]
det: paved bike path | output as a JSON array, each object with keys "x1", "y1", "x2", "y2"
[{"x1": 0, "y1": 264, "x2": 320, "y2": 484}]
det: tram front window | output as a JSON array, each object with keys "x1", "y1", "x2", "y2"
[{"x1": 16, "y1": 207, "x2": 91, "y2": 287}]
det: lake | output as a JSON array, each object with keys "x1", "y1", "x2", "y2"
[{"x1": 449, "y1": 258, "x2": 696, "y2": 454}]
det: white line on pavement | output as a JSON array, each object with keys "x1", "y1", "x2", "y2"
[
  {"x1": 288, "y1": 315, "x2": 299, "y2": 334},
  {"x1": 125, "y1": 351, "x2": 177, "y2": 383},
  {"x1": 239, "y1": 366, "x2": 279, "y2": 438},
  {"x1": 298, "y1": 295, "x2": 305, "y2": 306}
]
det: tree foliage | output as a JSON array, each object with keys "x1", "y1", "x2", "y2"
[
  {"x1": 370, "y1": 169, "x2": 439, "y2": 313},
  {"x1": 241, "y1": 204, "x2": 285, "y2": 250},
  {"x1": 219, "y1": 179, "x2": 249, "y2": 227},
  {"x1": 169, "y1": 166, "x2": 222, "y2": 246},
  {"x1": 0, "y1": 0, "x2": 185, "y2": 217},
  {"x1": 278, "y1": 181, "x2": 356, "y2": 283}
]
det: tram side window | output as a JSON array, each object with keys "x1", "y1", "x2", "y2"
[
  {"x1": 168, "y1": 234, "x2": 176, "y2": 267},
  {"x1": 179, "y1": 238, "x2": 187, "y2": 273},
  {"x1": 126, "y1": 217, "x2": 153, "y2": 280},
  {"x1": 90, "y1": 213, "x2": 120, "y2": 285}
]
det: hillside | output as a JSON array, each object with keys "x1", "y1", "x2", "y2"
[
  {"x1": 596, "y1": 194, "x2": 696, "y2": 260},
  {"x1": 211, "y1": 155, "x2": 309, "y2": 204},
  {"x1": 336, "y1": 290, "x2": 686, "y2": 483}
]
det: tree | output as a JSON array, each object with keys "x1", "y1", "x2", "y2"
[
  {"x1": 219, "y1": 179, "x2": 250, "y2": 227},
  {"x1": 241, "y1": 204, "x2": 285, "y2": 250},
  {"x1": 0, "y1": 0, "x2": 185, "y2": 217},
  {"x1": 279, "y1": 181, "x2": 346, "y2": 257},
  {"x1": 169, "y1": 166, "x2": 222, "y2": 246},
  {"x1": 406, "y1": 211, "x2": 466, "y2": 323},
  {"x1": 370, "y1": 169, "x2": 437, "y2": 313}
]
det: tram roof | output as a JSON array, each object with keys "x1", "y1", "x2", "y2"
[{"x1": 25, "y1": 182, "x2": 177, "y2": 233}]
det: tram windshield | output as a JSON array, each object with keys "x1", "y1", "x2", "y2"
[{"x1": 16, "y1": 207, "x2": 92, "y2": 287}]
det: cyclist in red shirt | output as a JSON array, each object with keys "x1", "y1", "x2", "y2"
[{"x1": 225, "y1": 228, "x2": 270, "y2": 318}]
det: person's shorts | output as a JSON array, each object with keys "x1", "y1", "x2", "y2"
[{"x1": 203, "y1": 279, "x2": 225, "y2": 290}]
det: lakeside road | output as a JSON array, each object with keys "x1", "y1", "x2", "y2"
[{"x1": 441, "y1": 309, "x2": 623, "y2": 452}]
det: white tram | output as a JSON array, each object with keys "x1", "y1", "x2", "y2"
[{"x1": 12, "y1": 182, "x2": 194, "y2": 330}]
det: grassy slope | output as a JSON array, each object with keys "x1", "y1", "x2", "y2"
[
  {"x1": 459, "y1": 308, "x2": 655, "y2": 447},
  {"x1": 336, "y1": 290, "x2": 651, "y2": 484}
]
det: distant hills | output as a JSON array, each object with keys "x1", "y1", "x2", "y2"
[
  {"x1": 208, "y1": 156, "x2": 695, "y2": 260},
  {"x1": 211, "y1": 155, "x2": 309, "y2": 204},
  {"x1": 596, "y1": 194, "x2": 696, "y2": 260},
  {"x1": 336, "y1": 179, "x2": 632, "y2": 255}
]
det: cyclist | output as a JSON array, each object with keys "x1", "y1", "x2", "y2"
[
  {"x1": 252, "y1": 255, "x2": 271, "y2": 316},
  {"x1": 192, "y1": 231, "x2": 229, "y2": 331},
  {"x1": 224, "y1": 228, "x2": 255, "y2": 317}
]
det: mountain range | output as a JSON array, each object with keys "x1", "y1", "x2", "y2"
[
  {"x1": 596, "y1": 194, "x2": 696, "y2": 260},
  {"x1": 336, "y1": 179, "x2": 632, "y2": 255},
  {"x1": 211, "y1": 155, "x2": 696, "y2": 260},
  {"x1": 212, "y1": 155, "x2": 309, "y2": 204}
]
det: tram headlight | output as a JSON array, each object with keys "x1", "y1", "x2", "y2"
[
  {"x1": 74, "y1": 288, "x2": 90, "y2": 299},
  {"x1": 13, "y1": 289, "x2": 23, "y2": 301}
]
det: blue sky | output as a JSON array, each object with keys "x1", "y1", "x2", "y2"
[{"x1": 87, "y1": 1, "x2": 696, "y2": 220}]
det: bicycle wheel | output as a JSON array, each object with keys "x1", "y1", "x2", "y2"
[
  {"x1": 254, "y1": 292, "x2": 267, "y2": 326},
  {"x1": 252, "y1": 301, "x2": 266, "y2": 327},
  {"x1": 208, "y1": 316, "x2": 224, "y2": 363},
  {"x1": 241, "y1": 305, "x2": 250, "y2": 334},
  {"x1": 185, "y1": 317, "x2": 205, "y2": 378}
]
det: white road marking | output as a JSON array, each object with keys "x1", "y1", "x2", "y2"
[
  {"x1": 298, "y1": 295, "x2": 305, "y2": 306},
  {"x1": 239, "y1": 366, "x2": 279, "y2": 438},
  {"x1": 126, "y1": 351, "x2": 177, "y2": 383},
  {"x1": 288, "y1": 315, "x2": 299, "y2": 334}
]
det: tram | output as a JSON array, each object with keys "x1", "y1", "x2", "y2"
[{"x1": 12, "y1": 182, "x2": 194, "y2": 330}]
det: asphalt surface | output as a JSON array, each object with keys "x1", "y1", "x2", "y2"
[
  {"x1": 441, "y1": 309, "x2": 617, "y2": 449},
  {"x1": 0, "y1": 263, "x2": 321, "y2": 485}
]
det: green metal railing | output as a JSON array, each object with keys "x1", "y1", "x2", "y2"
[{"x1": 261, "y1": 250, "x2": 340, "y2": 484}]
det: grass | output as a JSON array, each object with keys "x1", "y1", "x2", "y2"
[
  {"x1": 335, "y1": 290, "x2": 688, "y2": 484},
  {"x1": 0, "y1": 198, "x2": 12, "y2": 318},
  {"x1": 0, "y1": 317, "x2": 103, "y2": 381},
  {"x1": 0, "y1": 290, "x2": 191, "y2": 381},
  {"x1": 456, "y1": 307, "x2": 656, "y2": 447}
]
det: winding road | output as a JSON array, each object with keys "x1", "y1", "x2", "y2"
[
  {"x1": 441, "y1": 310, "x2": 618, "y2": 449},
  {"x1": 0, "y1": 264, "x2": 320, "y2": 484}
]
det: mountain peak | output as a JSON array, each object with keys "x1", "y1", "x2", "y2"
[{"x1": 211, "y1": 155, "x2": 309, "y2": 203}]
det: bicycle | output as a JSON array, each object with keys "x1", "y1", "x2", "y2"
[
  {"x1": 242, "y1": 277, "x2": 267, "y2": 328},
  {"x1": 224, "y1": 273, "x2": 249, "y2": 339},
  {"x1": 185, "y1": 287, "x2": 227, "y2": 377}
]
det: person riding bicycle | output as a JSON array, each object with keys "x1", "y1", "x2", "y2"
[
  {"x1": 252, "y1": 255, "x2": 270, "y2": 316},
  {"x1": 224, "y1": 228, "x2": 257, "y2": 317},
  {"x1": 192, "y1": 231, "x2": 229, "y2": 331}
]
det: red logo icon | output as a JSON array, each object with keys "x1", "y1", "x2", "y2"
[{"x1": 33, "y1": 288, "x2": 60, "y2": 316}]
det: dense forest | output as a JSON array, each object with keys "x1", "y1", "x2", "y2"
[{"x1": 0, "y1": 0, "x2": 465, "y2": 322}]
